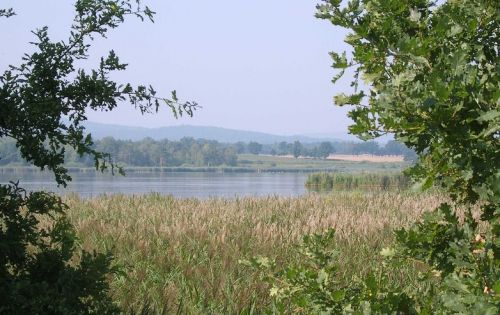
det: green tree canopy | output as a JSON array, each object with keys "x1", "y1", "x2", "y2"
[
  {"x1": 247, "y1": 141, "x2": 263, "y2": 155},
  {"x1": 249, "y1": 1, "x2": 499, "y2": 313},
  {"x1": 316, "y1": 0, "x2": 499, "y2": 311},
  {"x1": 317, "y1": 141, "x2": 334, "y2": 158},
  {"x1": 292, "y1": 140, "x2": 303, "y2": 158},
  {"x1": 317, "y1": 0, "x2": 499, "y2": 206}
]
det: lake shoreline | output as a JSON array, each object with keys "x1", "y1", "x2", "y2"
[{"x1": 0, "y1": 164, "x2": 406, "y2": 175}]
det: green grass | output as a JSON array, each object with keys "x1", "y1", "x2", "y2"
[
  {"x1": 62, "y1": 191, "x2": 445, "y2": 314},
  {"x1": 237, "y1": 154, "x2": 408, "y2": 172}
]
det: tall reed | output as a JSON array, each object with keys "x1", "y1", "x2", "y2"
[
  {"x1": 305, "y1": 172, "x2": 410, "y2": 191},
  {"x1": 61, "y1": 191, "x2": 446, "y2": 313}
]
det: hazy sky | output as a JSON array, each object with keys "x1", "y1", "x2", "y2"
[{"x1": 1, "y1": 1, "x2": 356, "y2": 136}]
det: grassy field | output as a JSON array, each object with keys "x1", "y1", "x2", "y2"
[
  {"x1": 63, "y1": 191, "x2": 446, "y2": 313},
  {"x1": 236, "y1": 154, "x2": 408, "y2": 172}
]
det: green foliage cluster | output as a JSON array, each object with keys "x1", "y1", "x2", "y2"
[
  {"x1": 305, "y1": 172, "x2": 410, "y2": 190},
  {"x1": 244, "y1": 229, "x2": 422, "y2": 314},
  {"x1": 317, "y1": 0, "x2": 499, "y2": 205},
  {"x1": 248, "y1": 0, "x2": 499, "y2": 313},
  {"x1": 0, "y1": 183, "x2": 119, "y2": 314},
  {"x1": 249, "y1": 208, "x2": 498, "y2": 313},
  {"x1": 247, "y1": 141, "x2": 264, "y2": 155},
  {"x1": 395, "y1": 203, "x2": 499, "y2": 313}
]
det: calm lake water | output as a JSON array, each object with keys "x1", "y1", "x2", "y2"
[{"x1": 0, "y1": 171, "x2": 310, "y2": 198}]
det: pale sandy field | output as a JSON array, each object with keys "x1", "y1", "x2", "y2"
[{"x1": 328, "y1": 154, "x2": 405, "y2": 163}]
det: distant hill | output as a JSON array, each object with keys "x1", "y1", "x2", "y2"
[{"x1": 83, "y1": 122, "x2": 346, "y2": 144}]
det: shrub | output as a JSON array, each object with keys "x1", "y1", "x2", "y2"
[
  {"x1": 0, "y1": 183, "x2": 119, "y2": 314},
  {"x1": 244, "y1": 229, "x2": 425, "y2": 314}
]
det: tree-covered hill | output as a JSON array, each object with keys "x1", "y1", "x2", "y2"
[{"x1": 83, "y1": 121, "x2": 349, "y2": 143}]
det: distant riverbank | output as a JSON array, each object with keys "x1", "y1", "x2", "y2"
[
  {"x1": 0, "y1": 154, "x2": 409, "y2": 174},
  {"x1": 0, "y1": 153, "x2": 409, "y2": 174},
  {"x1": 0, "y1": 165, "x2": 402, "y2": 174}
]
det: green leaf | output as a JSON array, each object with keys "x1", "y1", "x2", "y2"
[
  {"x1": 477, "y1": 110, "x2": 500, "y2": 122},
  {"x1": 345, "y1": 33, "x2": 362, "y2": 45},
  {"x1": 365, "y1": 273, "x2": 377, "y2": 292},
  {"x1": 334, "y1": 92, "x2": 365, "y2": 106},
  {"x1": 412, "y1": 176, "x2": 434, "y2": 191},
  {"x1": 329, "y1": 51, "x2": 349, "y2": 69},
  {"x1": 444, "y1": 273, "x2": 470, "y2": 293},
  {"x1": 334, "y1": 94, "x2": 350, "y2": 106},
  {"x1": 448, "y1": 24, "x2": 463, "y2": 37},
  {"x1": 493, "y1": 281, "x2": 500, "y2": 295},
  {"x1": 480, "y1": 125, "x2": 500, "y2": 137},
  {"x1": 362, "y1": 71, "x2": 381, "y2": 84}
]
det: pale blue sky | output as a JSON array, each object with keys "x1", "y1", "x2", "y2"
[{"x1": 1, "y1": 1, "x2": 355, "y2": 136}]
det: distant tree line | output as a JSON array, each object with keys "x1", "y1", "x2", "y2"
[
  {"x1": 0, "y1": 137, "x2": 416, "y2": 168},
  {"x1": 236, "y1": 140, "x2": 417, "y2": 160},
  {"x1": 0, "y1": 137, "x2": 237, "y2": 167}
]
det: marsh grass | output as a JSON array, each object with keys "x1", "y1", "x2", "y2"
[
  {"x1": 63, "y1": 192, "x2": 446, "y2": 314},
  {"x1": 305, "y1": 172, "x2": 410, "y2": 191}
]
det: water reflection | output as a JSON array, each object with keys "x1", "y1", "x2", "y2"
[{"x1": 0, "y1": 171, "x2": 310, "y2": 199}]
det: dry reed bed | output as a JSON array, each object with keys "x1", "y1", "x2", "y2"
[{"x1": 64, "y1": 191, "x2": 446, "y2": 313}]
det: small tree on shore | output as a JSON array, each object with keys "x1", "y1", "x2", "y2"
[
  {"x1": 292, "y1": 140, "x2": 303, "y2": 158},
  {"x1": 318, "y1": 141, "x2": 334, "y2": 159},
  {"x1": 248, "y1": 141, "x2": 263, "y2": 155}
]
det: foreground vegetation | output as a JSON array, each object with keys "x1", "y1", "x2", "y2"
[
  {"x1": 1, "y1": 0, "x2": 497, "y2": 313},
  {"x1": 62, "y1": 191, "x2": 446, "y2": 313}
]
